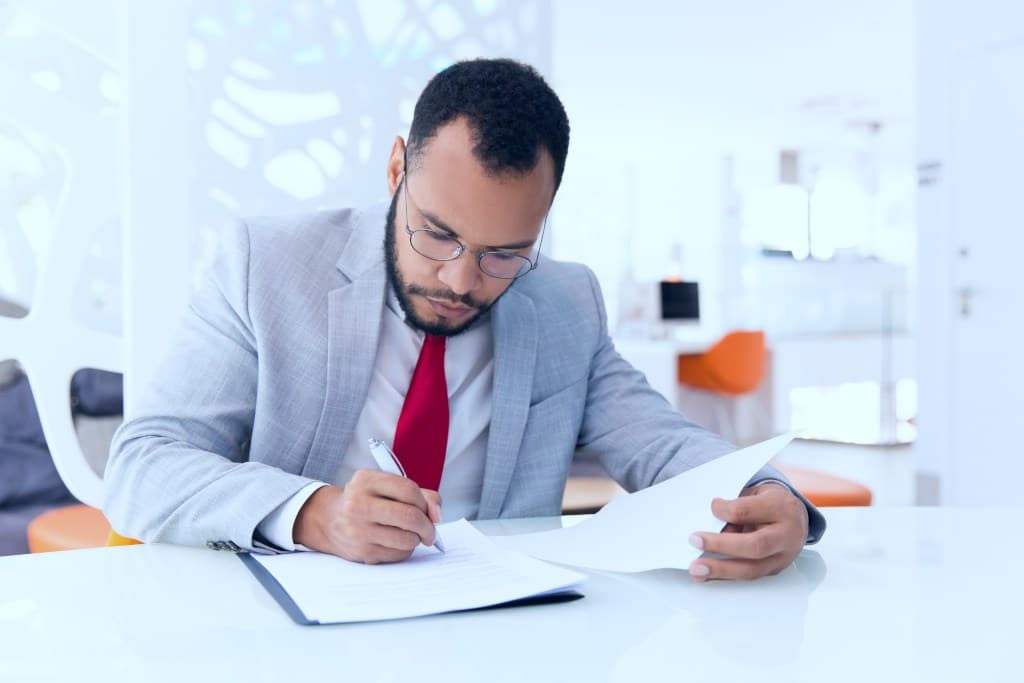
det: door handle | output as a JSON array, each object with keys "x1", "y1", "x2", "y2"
[{"x1": 958, "y1": 287, "x2": 973, "y2": 317}]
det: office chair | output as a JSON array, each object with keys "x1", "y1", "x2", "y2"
[{"x1": 677, "y1": 330, "x2": 872, "y2": 507}]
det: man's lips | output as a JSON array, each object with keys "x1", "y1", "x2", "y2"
[{"x1": 426, "y1": 297, "x2": 475, "y2": 319}]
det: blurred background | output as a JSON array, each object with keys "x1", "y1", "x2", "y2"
[{"x1": 2, "y1": 0, "x2": 1021, "y2": 553}]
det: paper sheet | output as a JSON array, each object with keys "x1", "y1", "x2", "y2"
[
  {"x1": 496, "y1": 433, "x2": 795, "y2": 572},
  {"x1": 251, "y1": 518, "x2": 585, "y2": 623}
]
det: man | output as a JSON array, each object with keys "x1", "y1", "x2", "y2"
[{"x1": 105, "y1": 58, "x2": 824, "y2": 581}]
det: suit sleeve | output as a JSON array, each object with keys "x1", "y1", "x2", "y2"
[
  {"x1": 103, "y1": 220, "x2": 319, "y2": 550},
  {"x1": 574, "y1": 267, "x2": 826, "y2": 544}
]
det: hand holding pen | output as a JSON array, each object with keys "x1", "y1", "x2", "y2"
[
  {"x1": 368, "y1": 438, "x2": 446, "y2": 552},
  {"x1": 292, "y1": 446, "x2": 443, "y2": 564}
]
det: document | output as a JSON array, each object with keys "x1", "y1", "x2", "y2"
[
  {"x1": 241, "y1": 518, "x2": 585, "y2": 624},
  {"x1": 496, "y1": 433, "x2": 795, "y2": 572}
]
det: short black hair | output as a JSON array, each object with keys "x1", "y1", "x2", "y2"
[{"x1": 407, "y1": 58, "x2": 570, "y2": 196}]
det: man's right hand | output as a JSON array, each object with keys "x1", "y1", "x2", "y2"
[{"x1": 293, "y1": 469, "x2": 442, "y2": 563}]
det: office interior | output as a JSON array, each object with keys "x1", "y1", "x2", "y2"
[{"x1": 0, "y1": 0, "x2": 1018, "y2": 554}]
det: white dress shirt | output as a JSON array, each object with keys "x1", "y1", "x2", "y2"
[{"x1": 257, "y1": 290, "x2": 494, "y2": 550}]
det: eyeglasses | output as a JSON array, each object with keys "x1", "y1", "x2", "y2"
[{"x1": 402, "y1": 167, "x2": 546, "y2": 280}]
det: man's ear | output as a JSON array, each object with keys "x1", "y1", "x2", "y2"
[{"x1": 386, "y1": 136, "x2": 407, "y2": 196}]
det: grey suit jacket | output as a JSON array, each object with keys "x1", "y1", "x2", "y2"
[{"x1": 104, "y1": 203, "x2": 825, "y2": 551}]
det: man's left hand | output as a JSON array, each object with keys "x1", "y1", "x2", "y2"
[{"x1": 687, "y1": 482, "x2": 809, "y2": 581}]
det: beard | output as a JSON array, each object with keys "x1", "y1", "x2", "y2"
[{"x1": 383, "y1": 183, "x2": 501, "y2": 337}]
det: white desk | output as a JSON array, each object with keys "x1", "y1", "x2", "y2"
[{"x1": 0, "y1": 507, "x2": 1015, "y2": 682}]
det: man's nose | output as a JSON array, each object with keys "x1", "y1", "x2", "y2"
[{"x1": 437, "y1": 252, "x2": 481, "y2": 297}]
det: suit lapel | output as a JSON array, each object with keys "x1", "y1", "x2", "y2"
[
  {"x1": 301, "y1": 206, "x2": 387, "y2": 482},
  {"x1": 477, "y1": 288, "x2": 537, "y2": 518},
  {"x1": 300, "y1": 202, "x2": 542, "y2": 507}
]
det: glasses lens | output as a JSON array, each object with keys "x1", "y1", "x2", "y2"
[
  {"x1": 480, "y1": 252, "x2": 532, "y2": 279},
  {"x1": 410, "y1": 229, "x2": 461, "y2": 260}
]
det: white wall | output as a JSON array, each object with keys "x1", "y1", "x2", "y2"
[
  {"x1": 915, "y1": 0, "x2": 1024, "y2": 503},
  {"x1": 2, "y1": 0, "x2": 925, "y2": 499},
  {"x1": 549, "y1": 0, "x2": 916, "y2": 336},
  {"x1": 121, "y1": 0, "x2": 553, "y2": 411},
  {"x1": 0, "y1": 1, "x2": 553, "y2": 499}
]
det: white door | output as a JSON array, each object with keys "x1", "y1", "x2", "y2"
[{"x1": 947, "y1": 41, "x2": 1024, "y2": 504}]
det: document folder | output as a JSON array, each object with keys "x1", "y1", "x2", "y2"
[{"x1": 240, "y1": 519, "x2": 585, "y2": 625}]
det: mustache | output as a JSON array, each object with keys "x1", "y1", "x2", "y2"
[{"x1": 406, "y1": 284, "x2": 484, "y2": 309}]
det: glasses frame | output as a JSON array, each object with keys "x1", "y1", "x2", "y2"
[{"x1": 401, "y1": 159, "x2": 546, "y2": 281}]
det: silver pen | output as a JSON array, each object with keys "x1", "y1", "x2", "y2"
[{"x1": 367, "y1": 438, "x2": 446, "y2": 553}]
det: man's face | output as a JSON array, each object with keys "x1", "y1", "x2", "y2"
[{"x1": 384, "y1": 118, "x2": 555, "y2": 337}]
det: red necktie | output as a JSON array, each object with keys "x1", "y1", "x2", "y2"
[{"x1": 392, "y1": 334, "x2": 449, "y2": 491}]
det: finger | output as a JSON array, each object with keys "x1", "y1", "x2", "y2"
[
  {"x1": 689, "y1": 554, "x2": 786, "y2": 582},
  {"x1": 359, "y1": 542, "x2": 417, "y2": 565},
  {"x1": 741, "y1": 485, "x2": 810, "y2": 539},
  {"x1": 366, "y1": 521, "x2": 424, "y2": 553},
  {"x1": 354, "y1": 469, "x2": 431, "y2": 513},
  {"x1": 368, "y1": 497, "x2": 437, "y2": 547},
  {"x1": 690, "y1": 524, "x2": 789, "y2": 560},
  {"x1": 711, "y1": 494, "x2": 783, "y2": 527},
  {"x1": 421, "y1": 489, "x2": 443, "y2": 523}
]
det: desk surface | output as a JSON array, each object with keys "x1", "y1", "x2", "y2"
[{"x1": 0, "y1": 507, "x2": 1015, "y2": 682}]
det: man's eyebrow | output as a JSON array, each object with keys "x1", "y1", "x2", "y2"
[{"x1": 420, "y1": 208, "x2": 536, "y2": 251}]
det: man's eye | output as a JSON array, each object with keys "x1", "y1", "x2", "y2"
[
  {"x1": 425, "y1": 230, "x2": 455, "y2": 243},
  {"x1": 488, "y1": 252, "x2": 520, "y2": 262}
]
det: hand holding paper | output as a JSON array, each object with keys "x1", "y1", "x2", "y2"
[
  {"x1": 687, "y1": 480, "x2": 810, "y2": 581},
  {"x1": 496, "y1": 434, "x2": 799, "y2": 573}
]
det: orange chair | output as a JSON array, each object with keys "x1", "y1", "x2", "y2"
[
  {"x1": 675, "y1": 330, "x2": 768, "y2": 444},
  {"x1": 107, "y1": 527, "x2": 141, "y2": 546},
  {"x1": 27, "y1": 504, "x2": 140, "y2": 553},
  {"x1": 772, "y1": 464, "x2": 873, "y2": 507},
  {"x1": 677, "y1": 330, "x2": 767, "y2": 395},
  {"x1": 676, "y1": 329, "x2": 873, "y2": 506}
]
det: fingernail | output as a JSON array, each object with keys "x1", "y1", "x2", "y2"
[
  {"x1": 688, "y1": 534, "x2": 703, "y2": 550},
  {"x1": 689, "y1": 563, "x2": 710, "y2": 577}
]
